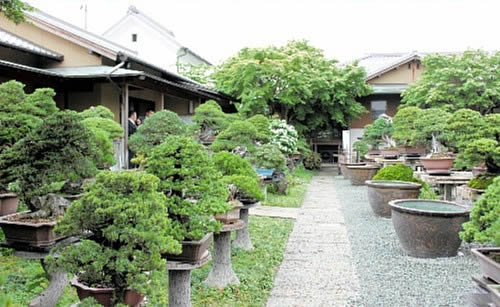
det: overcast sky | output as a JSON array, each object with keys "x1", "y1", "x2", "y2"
[{"x1": 27, "y1": 0, "x2": 500, "y2": 64}]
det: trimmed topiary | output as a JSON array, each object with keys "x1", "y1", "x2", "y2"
[
  {"x1": 50, "y1": 171, "x2": 181, "y2": 305},
  {"x1": 211, "y1": 120, "x2": 258, "y2": 152},
  {"x1": 247, "y1": 114, "x2": 271, "y2": 143},
  {"x1": 128, "y1": 110, "x2": 188, "y2": 155},
  {"x1": 146, "y1": 136, "x2": 230, "y2": 240},
  {"x1": 223, "y1": 175, "x2": 264, "y2": 202},
  {"x1": 460, "y1": 176, "x2": 500, "y2": 245},
  {"x1": 192, "y1": 100, "x2": 236, "y2": 134},
  {"x1": 249, "y1": 144, "x2": 287, "y2": 172}
]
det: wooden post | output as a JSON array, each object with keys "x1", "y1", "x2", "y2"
[{"x1": 122, "y1": 84, "x2": 129, "y2": 169}]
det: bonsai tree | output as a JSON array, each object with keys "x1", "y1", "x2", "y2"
[
  {"x1": 249, "y1": 144, "x2": 287, "y2": 172},
  {"x1": 50, "y1": 171, "x2": 181, "y2": 305},
  {"x1": 460, "y1": 176, "x2": 500, "y2": 246},
  {"x1": 303, "y1": 152, "x2": 322, "y2": 170},
  {"x1": 191, "y1": 100, "x2": 237, "y2": 141},
  {"x1": 247, "y1": 114, "x2": 272, "y2": 144},
  {"x1": 352, "y1": 140, "x2": 370, "y2": 158},
  {"x1": 0, "y1": 111, "x2": 98, "y2": 218},
  {"x1": 362, "y1": 117, "x2": 395, "y2": 148},
  {"x1": 80, "y1": 106, "x2": 123, "y2": 169},
  {"x1": 392, "y1": 106, "x2": 424, "y2": 147},
  {"x1": 211, "y1": 120, "x2": 258, "y2": 153},
  {"x1": 414, "y1": 108, "x2": 451, "y2": 154},
  {"x1": 146, "y1": 136, "x2": 230, "y2": 240},
  {"x1": 269, "y1": 119, "x2": 298, "y2": 155},
  {"x1": 128, "y1": 110, "x2": 188, "y2": 155}
]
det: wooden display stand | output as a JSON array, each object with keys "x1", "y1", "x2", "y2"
[{"x1": 233, "y1": 202, "x2": 260, "y2": 250}]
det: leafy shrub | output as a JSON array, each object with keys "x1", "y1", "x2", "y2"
[
  {"x1": 303, "y1": 152, "x2": 321, "y2": 170},
  {"x1": 372, "y1": 164, "x2": 438, "y2": 199},
  {"x1": 213, "y1": 151, "x2": 257, "y2": 178},
  {"x1": 146, "y1": 136, "x2": 230, "y2": 240},
  {"x1": 392, "y1": 106, "x2": 422, "y2": 146},
  {"x1": 460, "y1": 176, "x2": 500, "y2": 245},
  {"x1": 80, "y1": 105, "x2": 115, "y2": 120},
  {"x1": 0, "y1": 111, "x2": 98, "y2": 211},
  {"x1": 211, "y1": 120, "x2": 258, "y2": 152},
  {"x1": 223, "y1": 175, "x2": 264, "y2": 201},
  {"x1": 51, "y1": 171, "x2": 181, "y2": 304},
  {"x1": 467, "y1": 174, "x2": 495, "y2": 190},
  {"x1": 249, "y1": 144, "x2": 287, "y2": 172},
  {"x1": 269, "y1": 119, "x2": 298, "y2": 154},
  {"x1": 353, "y1": 140, "x2": 370, "y2": 157},
  {"x1": 247, "y1": 114, "x2": 271, "y2": 143},
  {"x1": 192, "y1": 100, "x2": 235, "y2": 132},
  {"x1": 128, "y1": 110, "x2": 188, "y2": 154}
]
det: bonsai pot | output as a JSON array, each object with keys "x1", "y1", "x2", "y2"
[
  {"x1": 216, "y1": 201, "x2": 243, "y2": 224},
  {"x1": 472, "y1": 248, "x2": 500, "y2": 284},
  {"x1": 365, "y1": 181, "x2": 421, "y2": 218},
  {"x1": 165, "y1": 232, "x2": 213, "y2": 262},
  {"x1": 340, "y1": 162, "x2": 366, "y2": 179},
  {"x1": 421, "y1": 157, "x2": 455, "y2": 175},
  {"x1": 380, "y1": 149, "x2": 399, "y2": 159},
  {"x1": 0, "y1": 193, "x2": 19, "y2": 216},
  {"x1": 71, "y1": 277, "x2": 144, "y2": 307},
  {"x1": 0, "y1": 211, "x2": 64, "y2": 248},
  {"x1": 389, "y1": 199, "x2": 470, "y2": 258},
  {"x1": 346, "y1": 165, "x2": 380, "y2": 185},
  {"x1": 398, "y1": 147, "x2": 426, "y2": 156}
]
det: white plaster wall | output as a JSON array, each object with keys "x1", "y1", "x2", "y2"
[{"x1": 349, "y1": 128, "x2": 365, "y2": 153}]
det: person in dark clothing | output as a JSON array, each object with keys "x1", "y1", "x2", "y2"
[{"x1": 128, "y1": 110, "x2": 137, "y2": 168}]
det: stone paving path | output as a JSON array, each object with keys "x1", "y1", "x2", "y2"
[
  {"x1": 250, "y1": 206, "x2": 299, "y2": 219},
  {"x1": 266, "y1": 168, "x2": 360, "y2": 307}
]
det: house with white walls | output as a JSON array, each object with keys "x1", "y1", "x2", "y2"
[{"x1": 103, "y1": 6, "x2": 211, "y2": 73}]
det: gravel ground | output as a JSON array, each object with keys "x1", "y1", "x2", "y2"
[{"x1": 334, "y1": 175, "x2": 480, "y2": 306}]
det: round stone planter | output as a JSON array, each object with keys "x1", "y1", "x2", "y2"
[
  {"x1": 366, "y1": 181, "x2": 421, "y2": 218},
  {"x1": 421, "y1": 157, "x2": 455, "y2": 175},
  {"x1": 389, "y1": 199, "x2": 470, "y2": 258},
  {"x1": 346, "y1": 165, "x2": 380, "y2": 186},
  {"x1": 340, "y1": 162, "x2": 366, "y2": 179}
]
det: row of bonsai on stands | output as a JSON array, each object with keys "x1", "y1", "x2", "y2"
[{"x1": 0, "y1": 80, "x2": 320, "y2": 305}]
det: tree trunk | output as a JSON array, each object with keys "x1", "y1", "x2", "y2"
[{"x1": 29, "y1": 263, "x2": 68, "y2": 307}]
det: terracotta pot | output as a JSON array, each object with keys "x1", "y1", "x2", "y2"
[
  {"x1": 398, "y1": 147, "x2": 426, "y2": 156},
  {"x1": 346, "y1": 165, "x2": 380, "y2": 186},
  {"x1": 389, "y1": 199, "x2": 470, "y2": 258},
  {"x1": 0, "y1": 193, "x2": 19, "y2": 216},
  {"x1": 165, "y1": 232, "x2": 213, "y2": 262},
  {"x1": 0, "y1": 211, "x2": 64, "y2": 248},
  {"x1": 216, "y1": 201, "x2": 243, "y2": 224},
  {"x1": 340, "y1": 162, "x2": 366, "y2": 179},
  {"x1": 472, "y1": 248, "x2": 500, "y2": 284},
  {"x1": 366, "y1": 181, "x2": 421, "y2": 218},
  {"x1": 380, "y1": 149, "x2": 399, "y2": 158},
  {"x1": 71, "y1": 277, "x2": 144, "y2": 307},
  {"x1": 421, "y1": 157, "x2": 455, "y2": 175}
]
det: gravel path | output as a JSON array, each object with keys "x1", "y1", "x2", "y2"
[
  {"x1": 334, "y1": 174, "x2": 479, "y2": 306},
  {"x1": 266, "y1": 168, "x2": 361, "y2": 306}
]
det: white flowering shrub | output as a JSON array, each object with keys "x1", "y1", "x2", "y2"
[{"x1": 270, "y1": 119, "x2": 298, "y2": 154}]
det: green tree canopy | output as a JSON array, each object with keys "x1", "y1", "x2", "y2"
[
  {"x1": 0, "y1": 0, "x2": 32, "y2": 24},
  {"x1": 401, "y1": 50, "x2": 500, "y2": 114},
  {"x1": 213, "y1": 40, "x2": 371, "y2": 137},
  {"x1": 362, "y1": 117, "x2": 395, "y2": 148}
]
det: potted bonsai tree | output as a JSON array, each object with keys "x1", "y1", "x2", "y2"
[
  {"x1": 191, "y1": 100, "x2": 238, "y2": 144},
  {"x1": 0, "y1": 81, "x2": 59, "y2": 216},
  {"x1": 249, "y1": 144, "x2": 289, "y2": 194},
  {"x1": 247, "y1": 114, "x2": 272, "y2": 144},
  {"x1": 461, "y1": 176, "x2": 499, "y2": 284},
  {"x1": 363, "y1": 116, "x2": 397, "y2": 158},
  {"x1": 146, "y1": 136, "x2": 231, "y2": 261},
  {"x1": 211, "y1": 120, "x2": 258, "y2": 153},
  {"x1": 49, "y1": 171, "x2": 181, "y2": 306},
  {"x1": 392, "y1": 106, "x2": 427, "y2": 156},
  {"x1": 0, "y1": 111, "x2": 98, "y2": 247}
]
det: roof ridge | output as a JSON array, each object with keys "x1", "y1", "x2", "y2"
[{"x1": 127, "y1": 5, "x2": 175, "y2": 38}]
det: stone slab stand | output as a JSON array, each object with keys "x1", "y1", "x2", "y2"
[
  {"x1": 233, "y1": 202, "x2": 260, "y2": 250},
  {"x1": 205, "y1": 220, "x2": 245, "y2": 288},
  {"x1": 167, "y1": 252, "x2": 211, "y2": 307}
]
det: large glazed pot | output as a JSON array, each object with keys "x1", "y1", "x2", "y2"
[
  {"x1": 421, "y1": 157, "x2": 455, "y2": 175},
  {"x1": 389, "y1": 199, "x2": 470, "y2": 258},
  {"x1": 346, "y1": 165, "x2": 380, "y2": 186},
  {"x1": 340, "y1": 162, "x2": 365, "y2": 179},
  {"x1": 71, "y1": 277, "x2": 144, "y2": 307},
  {"x1": 472, "y1": 248, "x2": 500, "y2": 284},
  {"x1": 0, "y1": 193, "x2": 19, "y2": 216},
  {"x1": 164, "y1": 232, "x2": 213, "y2": 262},
  {"x1": 366, "y1": 181, "x2": 421, "y2": 218}
]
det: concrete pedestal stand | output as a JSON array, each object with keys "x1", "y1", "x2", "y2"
[
  {"x1": 167, "y1": 252, "x2": 211, "y2": 307},
  {"x1": 233, "y1": 202, "x2": 260, "y2": 250},
  {"x1": 205, "y1": 220, "x2": 245, "y2": 288}
]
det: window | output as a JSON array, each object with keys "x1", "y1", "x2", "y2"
[
  {"x1": 371, "y1": 100, "x2": 387, "y2": 120},
  {"x1": 132, "y1": 33, "x2": 137, "y2": 42}
]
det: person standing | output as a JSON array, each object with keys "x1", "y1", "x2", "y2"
[{"x1": 128, "y1": 110, "x2": 137, "y2": 168}]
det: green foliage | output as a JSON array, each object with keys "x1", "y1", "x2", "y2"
[
  {"x1": 269, "y1": 119, "x2": 298, "y2": 154},
  {"x1": 446, "y1": 109, "x2": 485, "y2": 152},
  {"x1": 353, "y1": 141, "x2": 370, "y2": 157},
  {"x1": 249, "y1": 144, "x2": 287, "y2": 172},
  {"x1": 211, "y1": 120, "x2": 258, "y2": 152},
  {"x1": 392, "y1": 107, "x2": 423, "y2": 146},
  {"x1": 467, "y1": 174, "x2": 495, "y2": 190},
  {"x1": 80, "y1": 105, "x2": 116, "y2": 120},
  {"x1": 460, "y1": 176, "x2": 500, "y2": 245},
  {"x1": 0, "y1": 111, "x2": 98, "y2": 210},
  {"x1": 51, "y1": 171, "x2": 180, "y2": 303},
  {"x1": 402, "y1": 50, "x2": 500, "y2": 114},
  {"x1": 213, "y1": 151, "x2": 257, "y2": 178},
  {"x1": 146, "y1": 136, "x2": 230, "y2": 240},
  {"x1": 213, "y1": 40, "x2": 371, "y2": 137},
  {"x1": 263, "y1": 165, "x2": 315, "y2": 208},
  {"x1": 192, "y1": 100, "x2": 236, "y2": 134},
  {"x1": 223, "y1": 175, "x2": 264, "y2": 201},
  {"x1": 362, "y1": 117, "x2": 394, "y2": 148},
  {"x1": 303, "y1": 152, "x2": 321, "y2": 170},
  {"x1": 177, "y1": 63, "x2": 214, "y2": 86},
  {"x1": 128, "y1": 110, "x2": 188, "y2": 155},
  {"x1": 0, "y1": 0, "x2": 32, "y2": 24},
  {"x1": 247, "y1": 114, "x2": 272, "y2": 143}
]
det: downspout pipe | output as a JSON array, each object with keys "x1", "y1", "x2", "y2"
[{"x1": 107, "y1": 61, "x2": 125, "y2": 92}]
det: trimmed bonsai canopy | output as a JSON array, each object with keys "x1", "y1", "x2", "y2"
[
  {"x1": 192, "y1": 100, "x2": 237, "y2": 143},
  {"x1": 346, "y1": 165, "x2": 380, "y2": 186},
  {"x1": 146, "y1": 135, "x2": 230, "y2": 261},
  {"x1": 50, "y1": 171, "x2": 181, "y2": 306},
  {"x1": 389, "y1": 199, "x2": 470, "y2": 258},
  {"x1": 361, "y1": 117, "x2": 397, "y2": 158}
]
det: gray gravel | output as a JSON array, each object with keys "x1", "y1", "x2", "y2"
[{"x1": 334, "y1": 175, "x2": 480, "y2": 306}]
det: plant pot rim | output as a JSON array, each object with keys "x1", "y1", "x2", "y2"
[
  {"x1": 389, "y1": 199, "x2": 470, "y2": 217},
  {"x1": 340, "y1": 162, "x2": 366, "y2": 166},
  {"x1": 366, "y1": 180, "x2": 421, "y2": 190},
  {"x1": 180, "y1": 232, "x2": 213, "y2": 245},
  {"x1": 347, "y1": 165, "x2": 380, "y2": 170},
  {"x1": 0, "y1": 211, "x2": 58, "y2": 227},
  {"x1": 71, "y1": 276, "x2": 114, "y2": 292},
  {"x1": 0, "y1": 192, "x2": 17, "y2": 198},
  {"x1": 421, "y1": 157, "x2": 455, "y2": 161}
]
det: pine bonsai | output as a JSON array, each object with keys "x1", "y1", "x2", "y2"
[
  {"x1": 392, "y1": 106, "x2": 424, "y2": 147},
  {"x1": 247, "y1": 114, "x2": 272, "y2": 143},
  {"x1": 192, "y1": 100, "x2": 237, "y2": 142},
  {"x1": 50, "y1": 171, "x2": 181, "y2": 305},
  {"x1": 211, "y1": 120, "x2": 258, "y2": 153},
  {"x1": 146, "y1": 136, "x2": 230, "y2": 240},
  {"x1": 249, "y1": 144, "x2": 287, "y2": 172},
  {"x1": 361, "y1": 117, "x2": 395, "y2": 148}
]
